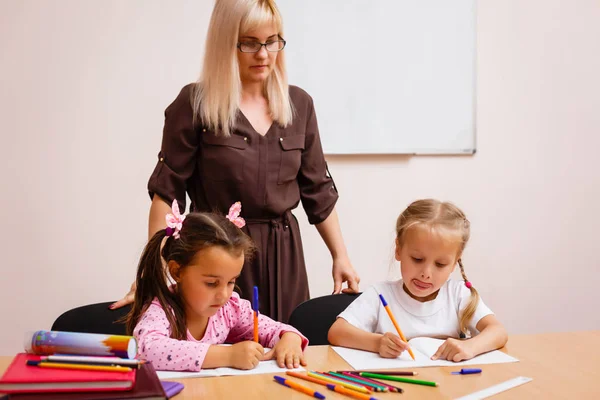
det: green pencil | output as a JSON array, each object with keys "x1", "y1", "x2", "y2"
[{"x1": 360, "y1": 372, "x2": 438, "y2": 387}]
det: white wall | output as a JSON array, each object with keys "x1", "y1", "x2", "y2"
[{"x1": 1, "y1": 0, "x2": 599, "y2": 355}]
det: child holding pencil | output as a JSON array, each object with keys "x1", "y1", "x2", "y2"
[
  {"x1": 126, "y1": 201, "x2": 308, "y2": 371},
  {"x1": 329, "y1": 199, "x2": 507, "y2": 362}
]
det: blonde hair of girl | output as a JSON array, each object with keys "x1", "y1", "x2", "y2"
[
  {"x1": 192, "y1": 0, "x2": 292, "y2": 136},
  {"x1": 395, "y1": 199, "x2": 480, "y2": 335}
]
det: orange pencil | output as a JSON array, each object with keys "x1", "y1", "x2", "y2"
[
  {"x1": 379, "y1": 294, "x2": 415, "y2": 360},
  {"x1": 326, "y1": 383, "x2": 380, "y2": 400},
  {"x1": 286, "y1": 371, "x2": 332, "y2": 386},
  {"x1": 274, "y1": 376, "x2": 325, "y2": 399},
  {"x1": 307, "y1": 371, "x2": 371, "y2": 394},
  {"x1": 253, "y1": 286, "x2": 259, "y2": 342}
]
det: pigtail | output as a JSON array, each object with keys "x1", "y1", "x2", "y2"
[
  {"x1": 125, "y1": 230, "x2": 186, "y2": 339},
  {"x1": 457, "y1": 259, "x2": 480, "y2": 336}
]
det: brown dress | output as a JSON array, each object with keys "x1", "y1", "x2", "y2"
[{"x1": 147, "y1": 84, "x2": 338, "y2": 322}]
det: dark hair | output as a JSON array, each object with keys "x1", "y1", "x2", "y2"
[{"x1": 125, "y1": 212, "x2": 254, "y2": 339}]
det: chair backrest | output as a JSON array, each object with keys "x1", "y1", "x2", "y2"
[
  {"x1": 288, "y1": 293, "x2": 361, "y2": 345},
  {"x1": 51, "y1": 302, "x2": 132, "y2": 335}
]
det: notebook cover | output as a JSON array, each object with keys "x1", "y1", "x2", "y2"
[
  {"x1": 4, "y1": 362, "x2": 167, "y2": 400},
  {"x1": 0, "y1": 353, "x2": 135, "y2": 394},
  {"x1": 161, "y1": 381, "x2": 184, "y2": 398}
]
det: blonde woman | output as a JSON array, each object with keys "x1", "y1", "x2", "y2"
[
  {"x1": 328, "y1": 199, "x2": 507, "y2": 362},
  {"x1": 112, "y1": 0, "x2": 360, "y2": 322}
]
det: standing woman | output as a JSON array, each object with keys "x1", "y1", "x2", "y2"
[{"x1": 113, "y1": 0, "x2": 360, "y2": 322}]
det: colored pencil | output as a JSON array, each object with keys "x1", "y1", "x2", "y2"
[
  {"x1": 307, "y1": 371, "x2": 371, "y2": 393},
  {"x1": 342, "y1": 369, "x2": 417, "y2": 376},
  {"x1": 274, "y1": 376, "x2": 325, "y2": 399},
  {"x1": 378, "y1": 294, "x2": 415, "y2": 360},
  {"x1": 360, "y1": 372, "x2": 438, "y2": 387},
  {"x1": 451, "y1": 368, "x2": 482, "y2": 375},
  {"x1": 326, "y1": 372, "x2": 388, "y2": 392},
  {"x1": 326, "y1": 383, "x2": 380, "y2": 400},
  {"x1": 286, "y1": 371, "x2": 333, "y2": 386},
  {"x1": 27, "y1": 360, "x2": 132, "y2": 373},
  {"x1": 253, "y1": 286, "x2": 259, "y2": 342},
  {"x1": 43, "y1": 355, "x2": 143, "y2": 368},
  {"x1": 342, "y1": 372, "x2": 404, "y2": 393}
]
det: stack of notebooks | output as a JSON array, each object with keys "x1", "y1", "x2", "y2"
[
  {"x1": 0, "y1": 354, "x2": 177, "y2": 399},
  {"x1": 0, "y1": 331, "x2": 183, "y2": 399}
]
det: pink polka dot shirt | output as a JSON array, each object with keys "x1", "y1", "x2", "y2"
[{"x1": 133, "y1": 292, "x2": 308, "y2": 371}]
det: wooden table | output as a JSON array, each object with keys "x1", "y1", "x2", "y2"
[{"x1": 1, "y1": 332, "x2": 599, "y2": 399}]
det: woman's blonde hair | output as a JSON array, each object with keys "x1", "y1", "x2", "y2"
[
  {"x1": 192, "y1": 0, "x2": 292, "y2": 136},
  {"x1": 396, "y1": 199, "x2": 479, "y2": 336}
]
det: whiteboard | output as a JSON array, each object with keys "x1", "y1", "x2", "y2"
[{"x1": 278, "y1": 0, "x2": 476, "y2": 154}]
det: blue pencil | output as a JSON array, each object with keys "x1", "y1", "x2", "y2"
[{"x1": 253, "y1": 286, "x2": 259, "y2": 342}]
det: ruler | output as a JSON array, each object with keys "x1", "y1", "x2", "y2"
[{"x1": 455, "y1": 376, "x2": 533, "y2": 400}]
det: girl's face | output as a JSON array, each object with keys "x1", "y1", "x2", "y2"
[
  {"x1": 171, "y1": 246, "x2": 244, "y2": 319},
  {"x1": 237, "y1": 24, "x2": 280, "y2": 84},
  {"x1": 395, "y1": 224, "x2": 461, "y2": 302}
]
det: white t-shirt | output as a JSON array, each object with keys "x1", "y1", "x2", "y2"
[{"x1": 338, "y1": 279, "x2": 493, "y2": 339}]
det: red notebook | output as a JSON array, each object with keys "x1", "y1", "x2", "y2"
[
  {"x1": 0, "y1": 354, "x2": 135, "y2": 394},
  {"x1": 4, "y1": 362, "x2": 166, "y2": 400}
]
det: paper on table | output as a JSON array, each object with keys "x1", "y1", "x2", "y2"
[
  {"x1": 157, "y1": 360, "x2": 304, "y2": 379},
  {"x1": 156, "y1": 346, "x2": 305, "y2": 379},
  {"x1": 332, "y1": 337, "x2": 518, "y2": 370}
]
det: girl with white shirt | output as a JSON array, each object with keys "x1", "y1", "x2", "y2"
[{"x1": 328, "y1": 199, "x2": 508, "y2": 362}]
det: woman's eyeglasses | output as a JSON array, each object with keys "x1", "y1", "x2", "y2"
[{"x1": 237, "y1": 39, "x2": 286, "y2": 53}]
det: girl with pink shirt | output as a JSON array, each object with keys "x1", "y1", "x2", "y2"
[{"x1": 125, "y1": 201, "x2": 308, "y2": 371}]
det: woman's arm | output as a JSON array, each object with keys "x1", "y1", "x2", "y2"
[
  {"x1": 110, "y1": 196, "x2": 172, "y2": 309},
  {"x1": 148, "y1": 195, "x2": 172, "y2": 238},
  {"x1": 315, "y1": 208, "x2": 360, "y2": 294}
]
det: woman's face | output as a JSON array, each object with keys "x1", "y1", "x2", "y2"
[{"x1": 237, "y1": 24, "x2": 281, "y2": 84}]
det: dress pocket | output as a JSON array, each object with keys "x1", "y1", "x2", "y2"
[
  {"x1": 201, "y1": 133, "x2": 249, "y2": 182},
  {"x1": 277, "y1": 134, "x2": 305, "y2": 184}
]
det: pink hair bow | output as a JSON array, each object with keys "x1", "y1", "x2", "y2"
[
  {"x1": 165, "y1": 200, "x2": 186, "y2": 239},
  {"x1": 226, "y1": 202, "x2": 246, "y2": 228}
]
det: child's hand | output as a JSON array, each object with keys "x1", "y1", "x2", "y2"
[
  {"x1": 378, "y1": 332, "x2": 410, "y2": 358},
  {"x1": 431, "y1": 338, "x2": 475, "y2": 362},
  {"x1": 228, "y1": 341, "x2": 264, "y2": 370},
  {"x1": 263, "y1": 332, "x2": 306, "y2": 369}
]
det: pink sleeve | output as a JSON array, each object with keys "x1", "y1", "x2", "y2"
[
  {"x1": 133, "y1": 302, "x2": 210, "y2": 371},
  {"x1": 224, "y1": 293, "x2": 309, "y2": 349}
]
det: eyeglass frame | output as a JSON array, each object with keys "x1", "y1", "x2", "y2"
[{"x1": 236, "y1": 38, "x2": 287, "y2": 53}]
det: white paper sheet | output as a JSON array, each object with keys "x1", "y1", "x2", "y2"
[
  {"x1": 157, "y1": 360, "x2": 304, "y2": 379},
  {"x1": 332, "y1": 337, "x2": 518, "y2": 370}
]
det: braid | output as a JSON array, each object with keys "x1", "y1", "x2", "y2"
[{"x1": 458, "y1": 259, "x2": 480, "y2": 336}]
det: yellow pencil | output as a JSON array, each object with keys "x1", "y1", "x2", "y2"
[
  {"x1": 27, "y1": 360, "x2": 132, "y2": 373},
  {"x1": 307, "y1": 371, "x2": 371, "y2": 394},
  {"x1": 379, "y1": 294, "x2": 416, "y2": 360}
]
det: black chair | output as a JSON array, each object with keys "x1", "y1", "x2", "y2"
[
  {"x1": 288, "y1": 293, "x2": 361, "y2": 345},
  {"x1": 51, "y1": 302, "x2": 132, "y2": 335}
]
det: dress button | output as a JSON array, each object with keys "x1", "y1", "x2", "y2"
[
  {"x1": 279, "y1": 137, "x2": 283, "y2": 141},
  {"x1": 159, "y1": 157, "x2": 164, "y2": 162},
  {"x1": 244, "y1": 137, "x2": 247, "y2": 141},
  {"x1": 203, "y1": 128, "x2": 206, "y2": 132}
]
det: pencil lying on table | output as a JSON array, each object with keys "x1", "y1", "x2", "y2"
[
  {"x1": 339, "y1": 369, "x2": 417, "y2": 376},
  {"x1": 360, "y1": 372, "x2": 438, "y2": 387}
]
